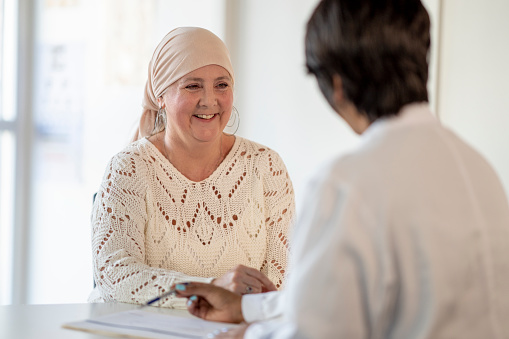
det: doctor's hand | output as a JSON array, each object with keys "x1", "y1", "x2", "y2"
[
  {"x1": 212, "y1": 264, "x2": 277, "y2": 295},
  {"x1": 172, "y1": 282, "x2": 244, "y2": 324}
]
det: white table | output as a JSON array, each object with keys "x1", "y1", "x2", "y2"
[{"x1": 0, "y1": 302, "x2": 192, "y2": 339}]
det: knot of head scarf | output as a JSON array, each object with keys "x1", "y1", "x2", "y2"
[{"x1": 134, "y1": 27, "x2": 234, "y2": 141}]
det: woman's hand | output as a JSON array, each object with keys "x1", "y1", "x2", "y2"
[
  {"x1": 212, "y1": 265, "x2": 277, "y2": 295},
  {"x1": 172, "y1": 282, "x2": 244, "y2": 323}
]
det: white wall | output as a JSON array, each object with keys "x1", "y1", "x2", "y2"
[{"x1": 438, "y1": 0, "x2": 509, "y2": 193}]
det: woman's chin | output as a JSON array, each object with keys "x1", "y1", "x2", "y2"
[{"x1": 191, "y1": 130, "x2": 224, "y2": 143}]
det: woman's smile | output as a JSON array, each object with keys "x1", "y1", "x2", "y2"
[{"x1": 194, "y1": 113, "x2": 219, "y2": 120}]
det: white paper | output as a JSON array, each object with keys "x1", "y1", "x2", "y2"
[{"x1": 62, "y1": 309, "x2": 237, "y2": 339}]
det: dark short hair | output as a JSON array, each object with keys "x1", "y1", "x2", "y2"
[{"x1": 305, "y1": 0, "x2": 430, "y2": 122}]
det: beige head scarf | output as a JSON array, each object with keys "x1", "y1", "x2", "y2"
[{"x1": 133, "y1": 27, "x2": 234, "y2": 141}]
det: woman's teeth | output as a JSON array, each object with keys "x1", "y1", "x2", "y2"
[{"x1": 195, "y1": 114, "x2": 215, "y2": 120}]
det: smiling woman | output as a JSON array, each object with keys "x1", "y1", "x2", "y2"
[{"x1": 89, "y1": 27, "x2": 296, "y2": 308}]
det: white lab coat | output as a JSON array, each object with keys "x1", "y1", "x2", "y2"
[{"x1": 243, "y1": 103, "x2": 509, "y2": 339}]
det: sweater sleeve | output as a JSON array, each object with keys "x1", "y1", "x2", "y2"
[
  {"x1": 260, "y1": 150, "x2": 296, "y2": 289},
  {"x1": 91, "y1": 150, "x2": 213, "y2": 308}
]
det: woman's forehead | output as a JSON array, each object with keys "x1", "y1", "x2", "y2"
[{"x1": 178, "y1": 64, "x2": 233, "y2": 82}]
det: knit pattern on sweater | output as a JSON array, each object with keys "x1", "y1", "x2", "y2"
[{"x1": 90, "y1": 137, "x2": 295, "y2": 308}]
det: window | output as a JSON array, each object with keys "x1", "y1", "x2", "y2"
[{"x1": 0, "y1": 0, "x2": 18, "y2": 305}]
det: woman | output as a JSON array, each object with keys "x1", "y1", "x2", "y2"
[
  {"x1": 89, "y1": 27, "x2": 295, "y2": 308},
  {"x1": 173, "y1": 1, "x2": 509, "y2": 338}
]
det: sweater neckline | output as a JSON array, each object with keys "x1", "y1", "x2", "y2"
[{"x1": 141, "y1": 135, "x2": 243, "y2": 184}]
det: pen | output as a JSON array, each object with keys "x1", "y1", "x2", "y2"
[{"x1": 139, "y1": 289, "x2": 178, "y2": 308}]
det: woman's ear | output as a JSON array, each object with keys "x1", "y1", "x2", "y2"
[
  {"x1": 156, "y1": 96, "x2": 165, "y2": 109},
  {"x1": 332, "y1": 74, "x2": 345, "y2": 110},
  {"x1": 330, "y1": 74, "x2": 370, "y2": 134}
]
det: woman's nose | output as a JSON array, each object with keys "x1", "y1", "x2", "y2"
[{"x1": 199, "y1": 86, "x2": 217, "y2": 107}]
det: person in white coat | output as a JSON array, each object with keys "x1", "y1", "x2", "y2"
[{"x1": 172, "y1": 0, "x2": 509, "y2": 337}]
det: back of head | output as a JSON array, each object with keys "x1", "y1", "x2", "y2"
[{"x1": 305, "y1": 0, "x2": 430, "y2": 122}]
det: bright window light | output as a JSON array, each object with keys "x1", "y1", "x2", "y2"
[
  {"x1": 0, "y1": 0, "x2": 17, "y2": 121},
  {"x1": 0, "y1": 131, "x2": 15, "y2": 305}
]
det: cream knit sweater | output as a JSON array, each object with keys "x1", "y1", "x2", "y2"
[{"x1": 90, "y1": 136, "x2": 295, "y2": 308}]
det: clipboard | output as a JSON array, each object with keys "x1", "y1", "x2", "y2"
[{"x1": 62, "y1": 309, "x2": 238, "y2": 339}]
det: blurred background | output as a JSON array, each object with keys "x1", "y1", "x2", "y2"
[{"x1": 1, "y1": 0, "x2": 508, "y2": 305}]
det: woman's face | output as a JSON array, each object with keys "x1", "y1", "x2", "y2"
[{"x1": 159, "y1": 64, "x2": 233, "y2": 145}]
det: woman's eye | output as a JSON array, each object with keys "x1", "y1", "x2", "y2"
[
  {"x1": 185, "y1": 84, "x2": 200, "y2": 90},
  {"x1": 217, "y1": 83, "x2": 229, "y2": 89}
]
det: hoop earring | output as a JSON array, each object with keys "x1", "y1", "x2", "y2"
[
  {"x1": 154, "y1": 107, "x2": 166, "y2": 135},
  {"x1": 225, "y1": 106, "x2": 240, "y2": 135}
]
